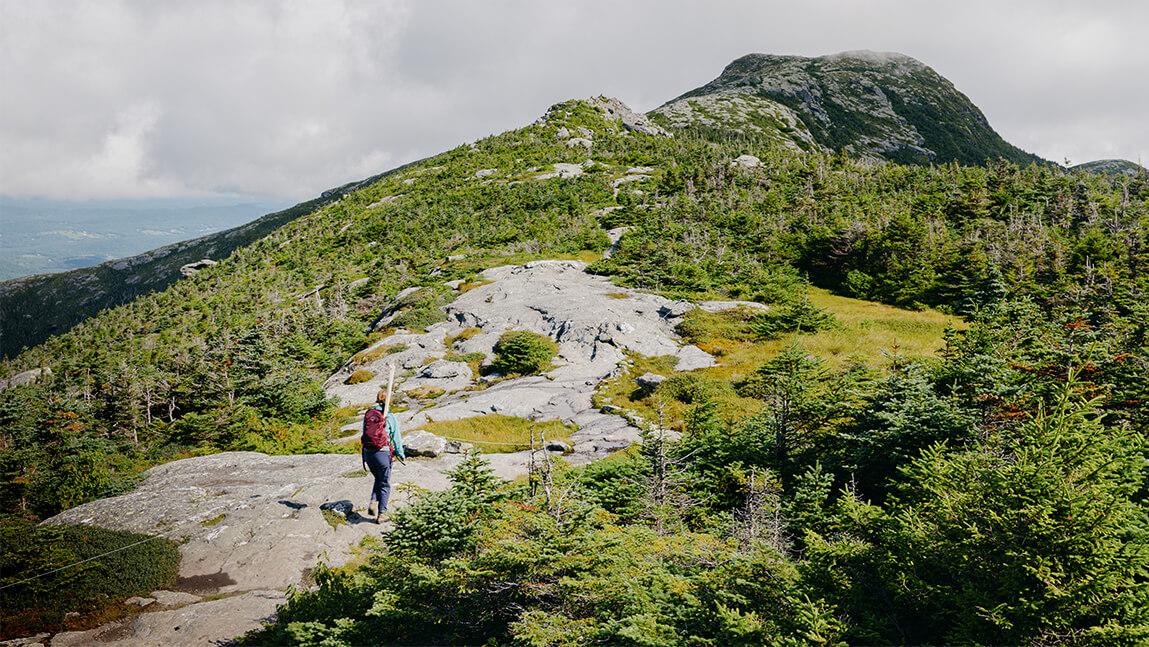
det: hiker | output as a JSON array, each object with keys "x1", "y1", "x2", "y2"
[{"x1": 362, "y1": 388, "x2": 405, "y2": 523}]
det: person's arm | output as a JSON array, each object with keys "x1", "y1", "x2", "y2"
[{"x1": 388, "y1": 414, "x2": 406, "y2": 461}]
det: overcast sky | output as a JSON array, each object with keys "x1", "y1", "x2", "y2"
[{"x1": 1, "y1": 0, "x2": 1146, "y2": 201}]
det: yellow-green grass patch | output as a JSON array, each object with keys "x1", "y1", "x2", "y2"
[
  {"x1": 445, "y1": 326, "x2": 482, "y2": 347},
  {"x1": 351, "y1": 343, "x2": 407, "y2": 366},
  {"x1": 599, "y1": 290, "x2": 962, "y2": 431},
  {"x1": 416, "y1": 414, "x2": 575, "y2": 453}
]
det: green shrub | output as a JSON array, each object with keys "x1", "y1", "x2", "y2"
[
  {"x1": 655, "y1": 373, "x2": 735, "y2": 404},
  {"x1": 490, "y1": 331, "x2": 558, "y2": 376},
  {"x1": 751, "y1": 300, "x2": 837, "y2": 339},
  {"x1": 344, "y1": 369, "x2": 375, "y2": 385},
  {"x1": 0, "y1": 516, "x2": 180, "y2": 639},
  {"x1": 390, "y1": 285, "x2": 455, "y2": 331}
]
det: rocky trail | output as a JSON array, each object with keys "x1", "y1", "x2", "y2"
[{"x1": 29, "y1": 260, "x2": 757, "y2": 646}]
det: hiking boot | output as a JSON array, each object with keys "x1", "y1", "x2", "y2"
[
  {"x1": 367, "y1": 503, "x2": 377, "y2": 517},
  {"x1": 376, "y1": 509, "x2": 388, "y2": 524}
]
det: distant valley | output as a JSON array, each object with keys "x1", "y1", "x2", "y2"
[{"x1": 0, "y1": 197, "x2": 288, "y2": 280}]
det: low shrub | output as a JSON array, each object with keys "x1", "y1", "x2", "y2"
[
  {"x1": 490, "y1": 331, "x2": 558, "y2": 376},
  {"x1": 655, "y1": 373, "x2": 736, "y2": 404},
  {"x1": 345, "y1": 370, "x2": 375, "y2": 385},
  {"x1": 0, "y1": 516, "x2": 180, "y2": 639},
  {"x1": 751, "y1": 300, "x2": 837, "y2": 339},
  {"x1": 351, "y1": 343, "x2": 406, "y2": 365}
]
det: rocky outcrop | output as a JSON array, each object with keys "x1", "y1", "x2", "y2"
[
  {"x1": 325, "y1": 260, "x2": 714, "y2": 462},
  {"x1": 1071, "y1": 159, "x2": 1148, "y2": 178},
  {"x1": 653, "y1": 50, "x2": 1043, "y2": 166},
  {"x1": 0, "y1": 367, "x2": 51, "y2": 391},
  {"x1": 178, "y1": 258, "x2": 216, "y2": 277},
  {"x1": 730, "y1": 154, "x2": 762, "y2": 169},
  {"x1": 42, "y1": 450, "x2": 532, "y2": 646},
  {"x1": 654, "y1": 92, "x2": 819, "y2": 152},
  {"x1": 585, "y1": 96, "x2": 671, "y2": 137}
]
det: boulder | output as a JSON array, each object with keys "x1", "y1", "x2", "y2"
[
  {"x1": 179, "y1": 259, "x2": 216, "y2": 277},
  {"x1": 586, "y1": 96, "x2": 671, "y2": 137},
  {"x1": 698, "y1": 300, "x2": 770, "y2": 313},
  {"x1": 125, "y1": 596, "x2": 156, "y2": 608},
  {"x1": 420, "y1": 360, "x2": 468, "y2": 380},
  {"x1": 566, "y1": 137, "x2": 592, "y2": 149},
  {"x1": 636, "y1": 372, "x2": 666, "y2": 389},
  {"x1": 404, "y1": 430, "x2": 449, "y2": 457},
  {"x1": 675, "y1": 344, "x2": 716, "y2": 371},
  {"x1": 395, "y1": 286, "x2": 421, "y2": 300},
  {"x1": 0, "y1": 367, "x2": 52, "y2": 391},
  {"x1": 555, "y1": 127, "x2": 570, "y2": 138},
  {"x1": 49, "y1": 590, "x2": 288, "y2": 647},
  {"x1": 538, "y1": 163, "x2": 584, "y2": 180},
  {"x1": 545, "y1": 440, "x2": 572, "y2": 453},
  {"x1": 445, "y1": 440, "x2": 474, "y2": 454},
  {"x1": 611, "y1": 174, "x2": 649, "y2": 188},
  {"x1": 367, "y1": 195, "x2": 400, "y2": 209},
  {"x1": 658, "y1": 301, "x2": 693, "y2": 319},
  {"x1": 730, "y1": 154, "x2": 762, "y2": 169},
  {"x1": 473, "y1": 168, "x2": 496, "y2": 178}
]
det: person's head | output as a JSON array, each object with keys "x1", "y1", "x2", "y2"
[{"x1": 376, "y1": 388, "x2": 388, "y2": 405}]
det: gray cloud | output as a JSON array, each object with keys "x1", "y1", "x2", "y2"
[{"x1": 1, "y1": 0, "x2": 1145, "y2": 200}]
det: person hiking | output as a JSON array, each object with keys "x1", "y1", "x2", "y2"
[{"x1": 362, "y1": 386, "x2": 405, "y2": 523}]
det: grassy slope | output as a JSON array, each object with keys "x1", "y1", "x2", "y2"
[
  {"x1": 416, "y1": 415, "x2": 575, "y2": 454},
  {"x1": 596, "y1": 288, "x2": 961, "y2": 430},
  {"x1": 0, "y1": 167, "x2": 412, "y2": 359}
]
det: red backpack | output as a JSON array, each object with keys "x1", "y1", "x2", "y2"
[{"x1": 362, "y1": 408, "x2": 391, "y2": 453}]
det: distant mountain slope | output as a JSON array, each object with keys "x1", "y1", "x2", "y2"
[
  {"x1": 1072, "y1": 159, "x2": 1147, "y2": 177},
  {"x1": 652, "y1": 50, "x2": 1044, "y2": 166},
  {"x1": 0, "y1": 170, "x2": 403, "y2": 358}
]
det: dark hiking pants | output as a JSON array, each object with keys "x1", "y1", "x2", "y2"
[{"x1": 364, "y1": 450, "x2": 392, "y2": 511}]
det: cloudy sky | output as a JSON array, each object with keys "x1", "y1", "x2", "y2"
[{"x1": 1, "y1": 0, "x2": 1145, "y2": 201}]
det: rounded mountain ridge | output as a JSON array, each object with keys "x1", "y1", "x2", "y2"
[{"x1": 653, "y1": 50, "x2": 1043, "y2": 167}]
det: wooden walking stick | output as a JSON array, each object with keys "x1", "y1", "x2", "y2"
[
  {"x1": 382, "y1": 363, "x2": 396, "y2": 419},
  {"x1": 382, "y1": 364, "x2": 404, "y2": 464}
]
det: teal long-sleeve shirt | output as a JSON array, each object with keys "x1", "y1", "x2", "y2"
[{"x1": 386, "y1": 412, "x2": 405, "y2": 460}]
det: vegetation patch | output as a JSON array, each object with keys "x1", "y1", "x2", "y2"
[
  {"x1": 445, "y1": 326, "x2": 482, "y2": 348},
  {"x1": 417, "y1": 415, "x2": 575, "y2": 453},
  {"x1": 320, "y1": 508, "x2": 347, "y2": 531},
  {"x1": 200, "y1": 513, "x2": 226, "y2": 527},
  {"x1": 602, "y1": 290, "x2": 960, "y2": 432},
  {"x1": 351, "y1": 344, "x2": 406, "y2": 365},
  {"x1": 444, "y1": 350, "x2": 485, "y2": 376},
  {"x1": 458, "y1": 279, "x2": 493, "y2": 293},
  {"x1": 0, "y1": 516, "x2": 180, "y2": 639},
  {"x1": 344, "y1": 369, "x2": 375, "y2": 385},
  {"x1": 490, "y1": 331, "x2": 558, "y2": 376},
  {"x1": 390, "y1": 285, "x2": 456, "y2": 331},
  {"x1": 405, "y1": 385, "x2": 446, "y2": 400},
  {"x1": 341, "y1": 468, "x2": 369, "y2": 478}
]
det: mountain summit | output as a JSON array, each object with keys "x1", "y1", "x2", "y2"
[{"x1": 652, "y1": 50, "x2": 1043, "y2": 166}]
